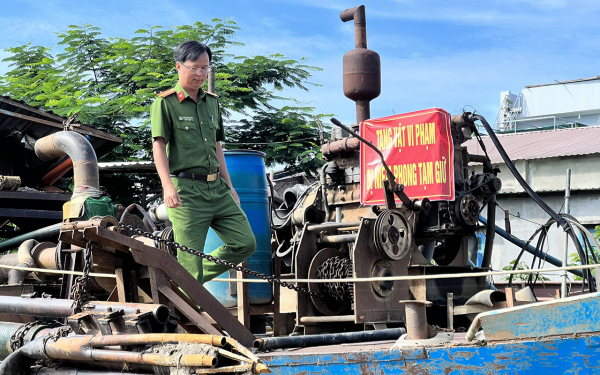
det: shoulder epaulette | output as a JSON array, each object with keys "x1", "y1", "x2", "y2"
[
  {"x1": 157, "y1": 89, "x2": 176, "y2": 98},
  {"x1": 206, "y1": 92, "x2": 219, "y2": 98}
]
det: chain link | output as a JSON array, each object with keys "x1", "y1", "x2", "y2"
[
  {"x1": 119, "y1": 223, "x2": 328, "y2": 299},
  {"x1": 10, "y1": 320, "x2": 63, "y2": 352},
  {"x1": 316, "y1": 256, "x2": 353, "y2": 303},
  {"x1": 70, "y1": 241, "x2": 93, "y2": 314}
]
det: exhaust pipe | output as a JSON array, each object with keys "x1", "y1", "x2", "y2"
[{"x1": 35, "y1": 131, "x2": 100, "y2": 198}]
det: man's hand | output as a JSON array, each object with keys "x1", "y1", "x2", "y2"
[
  {"x1": 164, "y1": 184, "x2": 182, "y2": 208},
  {"x1": 231, "y1": 188, "x2": 241, "y2": 205}
]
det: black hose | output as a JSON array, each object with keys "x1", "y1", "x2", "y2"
[
  {"x1": 479, "y1": 216, "x2": 584, "y2": 278},
  {"x1": 255, "y1": 328, "x2": 405, "y2": 351},
  {"x1": 471, "y1": 114, "x2": 593, "y2": 292},
  {"x1": 481, "y1": 194, "x2": 496, "y2": 268}
]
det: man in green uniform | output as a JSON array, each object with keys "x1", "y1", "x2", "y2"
[{"x1": 151, "y1": 41, "x2": 256, "y2": 284}]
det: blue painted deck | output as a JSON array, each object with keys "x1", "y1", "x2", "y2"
[
  {"x1": 261, "y1": 334, "x2": 600, "y2": 374},
  {"x1": 259, "y1": 293, "x2": 600, "y2": 374}
]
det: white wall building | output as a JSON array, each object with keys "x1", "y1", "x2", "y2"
[{"x1": 496, "y1": 76, "x2": 600, "y2": 132}]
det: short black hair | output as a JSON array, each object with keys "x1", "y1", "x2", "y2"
[{"x1": 174, "y1": 41, "x2": 212, "y2": 63}]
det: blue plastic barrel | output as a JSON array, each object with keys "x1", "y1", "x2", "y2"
[{"x1": 203, "y1": 150, "x2": 273, "y2": 307}]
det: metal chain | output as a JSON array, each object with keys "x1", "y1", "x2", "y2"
[
  {"x1": 119, "y1": 223, "x2": 328, "y2": 299},
  {"x1": 70, "y1": 241, "x2": 93, "y2": 313},
  {"x1": 316, "y1": 256, "x2": 353, "y2": 303},
  {"x1": 10, "y1": 320, "x2": 63, "y2": 352}
]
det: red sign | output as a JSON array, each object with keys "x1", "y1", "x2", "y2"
[{"x1": 360, "y1": 108, "x2": 454, "y2": 205}]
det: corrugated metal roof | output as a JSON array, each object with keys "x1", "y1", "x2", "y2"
[
  {"x1": 98, "y1": 161, "x2": 155, "y2": 173},
  {"x1": 0, "y1": 95, "x2": 123, "y2": 158},
  {"x1": 525, "y1": 76, "x2": 600, "y2": 89},
  {"x1": 464, "y1": 126, "x2": 600, "y2": 164}
]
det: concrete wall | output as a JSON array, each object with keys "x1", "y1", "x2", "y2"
[{"x1": 473, "y1": 154, "x2": 600, "y2": 281}]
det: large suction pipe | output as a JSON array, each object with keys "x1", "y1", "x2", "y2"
[
  {"x1": 7, "y1": 239, "x2": 38, "y2": 284},
  {"x1": 35, "y1": 131, "x2": 100, "y2": 198},
  {"x1": 0, "y1": 223, "x2": 61, "y2": 253}
]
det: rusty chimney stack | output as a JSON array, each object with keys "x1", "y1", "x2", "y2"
[{"x1": 340, "y1": 5, "x2": 381, "y2": 125}]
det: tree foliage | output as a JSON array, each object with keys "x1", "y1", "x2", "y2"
[{"x1": 0, "y1": 20, "x2": 325, "y2": 202}]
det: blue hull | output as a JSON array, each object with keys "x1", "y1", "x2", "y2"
[
  {"x1": 260, "y1": 293, "x2": 600, "y2": 374},
  {"x1": 262, "y1": 334, "x2": 600, "y2": 374}
]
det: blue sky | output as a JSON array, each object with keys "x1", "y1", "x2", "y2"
[{"x1": 1, "y1": 0, "x2": 600, "y2": 127}]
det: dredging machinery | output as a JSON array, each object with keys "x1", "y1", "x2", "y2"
[{"x1": 1, "y1": 4, "x2": 599, "y2": 375}]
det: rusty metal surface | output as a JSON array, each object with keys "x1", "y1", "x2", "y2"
[
  {"x1": 400, "y1": 300, "x2": 432, "y2": 340},
  {"x1": 321, "y1": 137, "x2": 360, "y2": 158},
  {"x1": 340, "y1": 5, "x2": 381, "y2": 124},
  {"x1": 353, "y1": 217, "x2": 410, "y2": 324}
]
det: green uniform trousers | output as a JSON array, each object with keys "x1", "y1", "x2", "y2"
[{"x1": 167, "y1": 176, "x2": 256, "y2": 284}]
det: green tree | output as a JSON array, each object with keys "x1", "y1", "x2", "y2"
[{"x1": 0, "y1": 20, "x2": 325, "y2": 202}]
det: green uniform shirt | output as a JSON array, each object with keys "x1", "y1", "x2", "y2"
[{"x1": 151, "y1": 82, "x2": 224, "y2": 175}]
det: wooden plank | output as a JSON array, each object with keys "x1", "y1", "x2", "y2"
[
  {"x1": 115, "y1": 268, "x2": 127, "y2": 302},
  {"x1": 130, "y1": 269, "x2": 139, "y2": 303},
  {"x1": 237, "y1": 262, "x2": 251, "y2": 330},
  {"x1": 82, "y1": 227, "x2": 129, "y2": 252},
  {"x1": 158, "y1": 285, "x2": 222, "y2": 336},
  {"x1": 505, "y1": 287, "x2": 516, "y2": 308},
  {"x1": 113, "y1": 229, "x2": 256, "y2": 347}
]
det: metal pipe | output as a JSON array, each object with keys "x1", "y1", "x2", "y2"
[
  {"x1": 306, "y1": 221, "x2": 361, "y2": 232},
  {"x1": 561, "y1": 169, "x2": 572, "y2": 298},
  {"x1": 481, "y1": 195, "x2": 496, "y2": 268},
  {"x1": 89, "y1": 333, "x2": 226, "y2": 348},
  {"x1": 320, "y1": 163, "x2": 331, "y2": 221},
  {"x1": 320, "y1": 233, "x2": 357, "y2": 244},
  {"x1": 341, "y1": 5, "x2": 367, "y2": 48},
  {"x1": 400, "y1": 300, "x2": 431, "y2": 340},
  {"x1": 479, "y1": 216, "x2": 584, "y2": 278},
  {"x1": 208, "y1": 69, "x2": 216, "y2": 94},
  {"x1": 0, "y1": 322, "x2": 53, "y2": 360},
  {"x1": 255, "y1": 328, "x2": 405, "y2": 351},
  {"x1": 41, "y1": 157, "x2": 73, "y2": 186},
  {"x1": 299, "y1": 315, "x2": 355, "y2": 324},
  {"x1": 0, "y1": 296, "x2": 171, "y2": 324},
  {"x1": 321, "y1": 137, "x2": 361, "y2": 158},
  {"x1": 35, "y1": 131, "x2": 100, "y2": 198},
  {"x1": 0, "y1": 223, "x2": 61, "y2": 252}
]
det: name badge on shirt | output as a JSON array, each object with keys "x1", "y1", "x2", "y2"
[
  {"x1": 178, "y1": 116, "x2": 194, "y2": 121},
  {"x1": 210, "y1": 115, "x2": 214, "y2": 122}
]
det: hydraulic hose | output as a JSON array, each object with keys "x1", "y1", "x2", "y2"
[
  {"x1": 471, "y1": 114, "x2": 593, "y2": 291},
  {"x1": 481, "y1": 195, "x2": 496, "y2": 268}
]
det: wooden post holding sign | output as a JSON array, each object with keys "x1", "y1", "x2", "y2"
[{"x1": 359, "y1": 108, "x2": 455, "y2": 205}]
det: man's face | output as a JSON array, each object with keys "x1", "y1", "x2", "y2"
[{"x1": 176, "y1": 52, "x2": 210, "y2": 92}]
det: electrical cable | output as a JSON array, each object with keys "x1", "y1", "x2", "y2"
[{"x1": 470, "y1": 113, "x2": 593, "y2": 292}]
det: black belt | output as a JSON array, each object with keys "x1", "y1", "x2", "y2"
[{"x1": 171, "y1": 171, "x2": 220, "y2": 182}]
